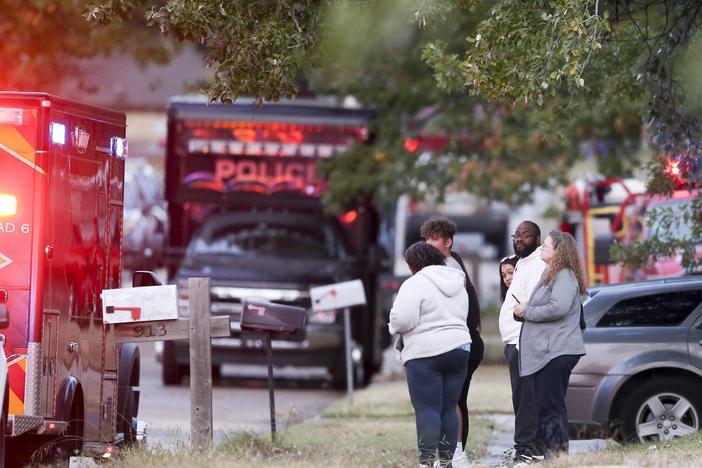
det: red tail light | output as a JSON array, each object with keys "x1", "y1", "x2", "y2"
[
  {"x1": 0, "y1": 289, "x2": 7, "y2": 303},
  {"x1": 339, "y1": 209, "x2": 358, "y2": 224}
]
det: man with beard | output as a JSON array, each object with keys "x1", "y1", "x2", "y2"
[{"x1": 499, "y1": 221, "x2": 547, "y2": 464}]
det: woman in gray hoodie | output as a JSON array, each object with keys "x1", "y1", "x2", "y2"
[
  {"x1": 513, "y1": 230, "x2": 586, "y2": 460},
  {"x1": 389, "y1": 242, "x2": 471, "y2": 467}
]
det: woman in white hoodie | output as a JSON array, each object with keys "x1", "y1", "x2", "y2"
[{"x1": 389, "y1": 242, "x2": 471, "y2": 467}]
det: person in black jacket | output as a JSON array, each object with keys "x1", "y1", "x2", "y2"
[{"x1": 420, "y1": 215, "x2": 483, "y2": 463}]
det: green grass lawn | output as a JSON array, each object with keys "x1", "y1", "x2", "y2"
[
  {"x1": 116, "y1": 373, "x2": 496, "y2": 467},
  {"x1": 112, "y1": 363, "x2": 702, "y2": 467},
  {"x1": 542, "y1": 432, "x2": 702, "y2": 468}
]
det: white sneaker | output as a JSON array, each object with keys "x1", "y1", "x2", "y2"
[{"x1": 451, "y1": 451, "x2": 471, "y2": 468}]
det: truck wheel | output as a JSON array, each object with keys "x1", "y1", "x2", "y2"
[
  {"x1": 120, "y1": 389, "x2": 138, "y2": 444},
  {"x1": 118, "y1": 344, "x2": 140, "y2": 445},
  {"x1": 53, "y1": 397, "x2": 84, "y2": 460},
  {"x1": 330, "y1": 353, "x2": 366, "y2": 390},
  {"x1": 162, "y1": 341, "x2": 186, "y2": 386},
  {"x1": 617, "y1": 377, "x2": 702, "y2": 443},
  {"x1": 212, "y1": 365, "x2": 222, "y2": 385}
]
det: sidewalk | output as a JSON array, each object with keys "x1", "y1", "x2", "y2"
[{"x1": 482, "y1": 414, "x2": 607, "y2": 467}]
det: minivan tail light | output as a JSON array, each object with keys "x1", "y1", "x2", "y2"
[{"x1": 0, "y1": 289, "x2": 7, "y2": 302}]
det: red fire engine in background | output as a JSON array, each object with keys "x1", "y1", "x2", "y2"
[
  {"x1": 562, "y1": 170, "x2": 699, "y2": 286},
  {"x1": 0, "y1": 92, "x2": 141, "y2": 463},
  {"x1": 561, "y1": 178, "x2": 645, "y2": 285}
]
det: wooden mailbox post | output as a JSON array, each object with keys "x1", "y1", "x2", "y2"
[{"x1": 103, "y1": 278, "x2": 228, "y2": 451}]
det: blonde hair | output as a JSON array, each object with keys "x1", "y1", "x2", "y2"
[{"x1": 542, "y1": 230, "x2": 586, "y2": 294}]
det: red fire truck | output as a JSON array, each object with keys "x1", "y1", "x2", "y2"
[
  {"x1": 561, "y1": 176, "x2": 699, "y2": 286},
  {"x1": 560, "y1": 178, "x2": 645, "y2": 285},
  {"x1": 610, "y1": 187, "x2": 701, "y2": 282},
  {"x1": 0, "y1": 92, "x2": 141, "y2": 463}
]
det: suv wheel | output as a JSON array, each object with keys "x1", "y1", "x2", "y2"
[
  {"x1": 331, "y1": 351, "x2": 366, "y2": 390},
  {"x1": 618, "y1": 377, "x2": 702, "y2": 442}
]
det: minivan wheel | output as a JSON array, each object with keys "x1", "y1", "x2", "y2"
[{"x1": 618, "y1": 377, "x2": 702, "y2": 443}]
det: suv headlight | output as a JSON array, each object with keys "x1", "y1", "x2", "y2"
[{"x1": 308, "y1": 310, "x2": 337, "y2": 324}]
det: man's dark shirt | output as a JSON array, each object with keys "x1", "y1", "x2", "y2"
[{"x1": 450, "y1": 251, "x2": 484, "y2": 363}]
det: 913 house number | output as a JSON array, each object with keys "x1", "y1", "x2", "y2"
[{"x1": 133, "y1": 324, "x2": 167, "y2": 338}]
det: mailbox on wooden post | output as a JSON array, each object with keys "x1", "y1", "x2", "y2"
[{"x1": 102, "y1": 275, "x2": 231, "y2": 452}]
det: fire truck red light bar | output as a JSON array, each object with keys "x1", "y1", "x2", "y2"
[{"x1": 0, "y1": 107, "x2": 28, "y2": 126}]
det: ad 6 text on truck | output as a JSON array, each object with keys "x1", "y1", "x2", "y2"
[{"x1": 0, "y1": 92, "x2": 142, "y2": 464}]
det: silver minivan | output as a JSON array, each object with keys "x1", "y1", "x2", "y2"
[{"x1": 567, "y1": 276, "x2": 702, "y2": 442}]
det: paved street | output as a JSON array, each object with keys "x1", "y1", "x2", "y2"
[
  {"x1": 136, "y1": 343, "x2": 342, "y2": 448},
  {"x1": 121, "y1": 270, "x2": 341, "y2": 447}
]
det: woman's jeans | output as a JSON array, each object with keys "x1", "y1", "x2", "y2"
[
  {"x1": 533, "y1": 354, "x2": 581, "y2": 459},
  {"x1": 406, "y1": 348, "x2": 469, "y2": 465}
]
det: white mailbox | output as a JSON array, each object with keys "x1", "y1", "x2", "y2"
[
  {"x1": 101, "y1": 285, "x2": 178, "y2": 324},
  {"x1": 309, "y1": 279, "x2": 366, "y2": 312}
]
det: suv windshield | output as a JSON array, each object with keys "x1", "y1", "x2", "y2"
[{"x1": 191, "y1": 220, "x2": 342, "y2": 259}]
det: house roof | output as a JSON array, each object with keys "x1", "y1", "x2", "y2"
[{"x1": 57, "y1": 46, "x2": 210, "y2": 111}]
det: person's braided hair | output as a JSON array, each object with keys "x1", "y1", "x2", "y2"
[{"x1": 405, "y1": 241, "x2": 446, "y2": 273}]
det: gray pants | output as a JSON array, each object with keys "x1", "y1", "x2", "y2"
[{"x1": 504, "y1": 344, "x2": 543, "y2": 457}]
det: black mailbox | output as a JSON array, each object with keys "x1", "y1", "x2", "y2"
[{"x1": 241, "y1": 299, "x2": 306, "y2": 341}]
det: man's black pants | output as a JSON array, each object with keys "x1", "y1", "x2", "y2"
[
  {"x1": 458, "y1": 336, "x2": 483, "y2": 448},
  {"x1": 504, "y1": 344, "x2": 542, "y2": 457}
]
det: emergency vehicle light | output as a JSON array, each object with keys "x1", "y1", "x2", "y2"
[
  {"x1": 111, "y1": 137, "x2": 127, "y2": 157},
  {"x1": 0, "y1": 107, "x2": 28, "y2": 126},
  {"x1": 0, "y1": 194, "x2": 17, "y2": 217},
  {"x1": 51, "y1": 123, "x2": 66, "y2": 145},
  {"x1": 340, "y1": 209, "x2": 358, "y2": 224}
]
